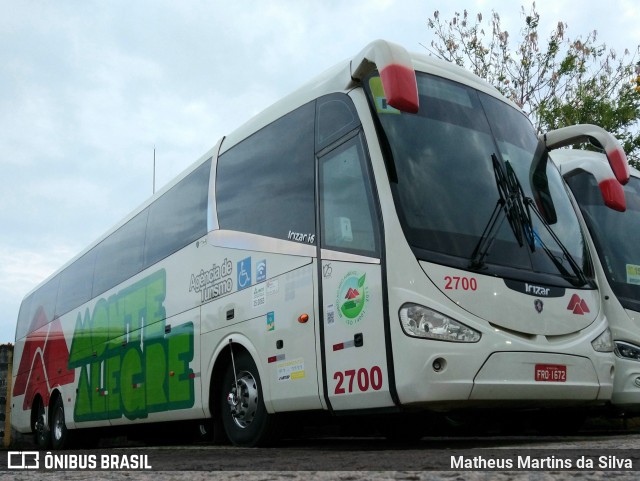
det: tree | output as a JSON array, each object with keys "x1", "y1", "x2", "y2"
[{"x1": 425, "y1": 2, "x2": 640, "y2": 168}]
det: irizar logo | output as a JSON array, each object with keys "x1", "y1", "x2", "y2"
[
  {"x1": 525, "y1": 283, "x2": 551, "y2": 296},
  {"x1": 567, "y1": 294, "x2": 590, "y2": 315}
]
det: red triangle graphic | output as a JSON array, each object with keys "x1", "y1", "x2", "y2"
[
  {"x1": 579, "y1": 299, "x2": 590, "y2": 314},
  {"x1": 567, "y1": 294, "x2": 580, "y2": 311},
  {"x1": 345, "y1": 288, "x2": 360, "y2": 300}
]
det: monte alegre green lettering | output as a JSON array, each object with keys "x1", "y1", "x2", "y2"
[{"x1": 68, "y1": 270, "x2": 195, "y2": 421}]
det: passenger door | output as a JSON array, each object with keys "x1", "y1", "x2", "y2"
[{"x1": 317, "y1": 130, "x2": 395, "y2": 411}]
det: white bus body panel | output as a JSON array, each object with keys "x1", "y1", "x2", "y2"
[
  {"x1": 382, "y1": 237, "x2": 613, "y2": 408},
  {"x1": 198, "y1": 242, "x2": 323, "y2": 414},
  {"x1": 321, "y1": 258, "x2": 395, "y2": 410}
]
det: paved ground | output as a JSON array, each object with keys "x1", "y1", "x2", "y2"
[{"x1": 2, "y1": 417, "x2": 639, "y2": 480}]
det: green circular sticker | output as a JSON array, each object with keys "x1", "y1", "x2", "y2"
[{"x1": 336, "y1": 271, "x2": 369, "y2": 326}]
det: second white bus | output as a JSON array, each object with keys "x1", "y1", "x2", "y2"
[{"x1": 554, "y1": 149, "x2": 640, "y2": 412}]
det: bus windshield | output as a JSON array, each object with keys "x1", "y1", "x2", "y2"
[
  {"x1": 366, "y1": 72, "x2": 591, "y2": 287},
  {"x1": 566, "y1": 172, "x2": 640, "y2": 311}
]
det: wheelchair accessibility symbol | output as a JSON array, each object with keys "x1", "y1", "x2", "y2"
[{"x1": 237, "y1": 257, "x2": 252, "y2": 290}]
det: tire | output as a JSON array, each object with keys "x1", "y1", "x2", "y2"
[
  {"x1": 33, "y1": 399, "x2": 51, "y2": 449},
  {"x1": 220, "y1": 350, "x2": 278, "y2": 447},
  {"x1": 50, "y1": 396, "x2": 69, "y2": 449}
]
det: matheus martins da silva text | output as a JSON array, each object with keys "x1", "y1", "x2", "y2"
[{"x1": 451, "y1": 455, "x2": 633, "y2": 470}]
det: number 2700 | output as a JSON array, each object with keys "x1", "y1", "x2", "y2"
[
  {"x1": 333, "y1": 366, "x2": 383, "y2": 394},
  {"x1": 444, "y1": 275, "x2": 477, "y2": 291}
]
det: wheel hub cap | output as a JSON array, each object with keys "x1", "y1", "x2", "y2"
[{"x1": 226, "y1": 371, "x2": 259, "y2": 428}]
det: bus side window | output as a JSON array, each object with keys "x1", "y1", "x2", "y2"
[
  {"x1": 319, "y1": 134, "x2": 380, "y2": 257},
  {"x1": 93, "y1": 209, "x2": 148, "y2": 298},
  {"x1": 316, "y1": 93, "x2": 360, "y2": 151},
  {"x1": 56, "y1": 249, "x2": 96, "y2": 318},
  {"x1": 25, "y1": 275, "x2": 59, "y2": 328},
  {"x1": 216, "y1": 102, "x2": 316, "y2": 242},
  {"x1": 144, "y1": 158, "x2": 211, "y2": 268}
]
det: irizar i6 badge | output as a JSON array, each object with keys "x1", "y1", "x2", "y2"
[{"x1": 336, "y1": 271, "x2": 369, "y2": 326}]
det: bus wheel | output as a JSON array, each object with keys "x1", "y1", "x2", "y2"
[
  {"x1": 50, "y1": 396, "x2": 69, "y2": 449},
  {"x1": 220, "y1": 351, "x2": 278, "y2": 447},
  {"x1": 33, "y1": 399, "x2": 51, "y2": 449}
]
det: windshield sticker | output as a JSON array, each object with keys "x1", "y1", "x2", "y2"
[
  {"x1": 237, "y1": 257, "x2": 252, "y2": 290},
  {"x1": 336, "y1": 271, "x2": 369, "y2": 326},
  {"x1": 189, "y1": 258, "x2": 233, "y2": 302},
  {"x1": 627, "y1": 264, "x2": 640, "y2": 285},
  {"x1": 369, "y1": 76, "x2": 400, "y2": 115}
]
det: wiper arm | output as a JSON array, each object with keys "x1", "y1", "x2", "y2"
[
  {"x1": 525, "y1": 198, "x2": 590, "y2": 287},
  {"x1": 502, "y1": 157, "x2": 536, "y2": 251},
  {"x1": 469, "y1": 154, "x2": 535, "y2": 268},
  {"x1": 470, "y1": 154, "x2": 589, "y2": 286},
  {"x1": 469, "y1": 194, "x2": 507, "y2": 269}
]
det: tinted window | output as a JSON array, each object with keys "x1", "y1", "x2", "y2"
[
  {"x1": 216, "y1": 102, "x2": 315, "y2": 241},
  {"x1": 16, "y1": 275, "x2": 60, "y2": 340},
  {"x1": 29, "y1": 275, "x2": 60, "y2": 325},
  {"x1": 320, "y1": 134, "x2": 380, "y2": 256},
  {"x1": 366, "y1": 72, "x2": 589, "y2": 286},
  {"x1": 56, "y1": 249, "x2": 96, "y2": 317},
  {"x1": 93, "y1": 209, "x2": 148, "y2": 297},
  {"x1": 144, "y1": 158, "x2": 211, "y2": 267},
  {"x1": 567, "y1": 171, "x2": 640, "y2": 310},
  {"x1": 15, "y1": 295, "x2": 33, "y2": 340},
  {"x1": 316, "y1": 94, "x2": 360, "y2": 151}
]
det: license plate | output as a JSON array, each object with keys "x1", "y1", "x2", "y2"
[{"x1": 535, "y1": 364, "x2": 567, "y2": 382}]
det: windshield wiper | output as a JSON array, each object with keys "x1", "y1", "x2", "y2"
[
  {"x1": 470, "y1": 154, "x2": 535, "y2": 269},
  {"x1": 470, "y1": 154, "x2": 590, "y2": 286},
  {"x1": 525, "y1": 197, "x2": 590, "y2": 287}
]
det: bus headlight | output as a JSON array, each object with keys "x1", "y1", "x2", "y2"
[
  {"x1": 614, "y1": 341, "x2": 640, "y2": 361},
  {"x1": 399, "y1": 303, "x2": 481, "y2": 342},
  {"x1": 591, "y1": 328, "x2": 613, "y2": 352}
]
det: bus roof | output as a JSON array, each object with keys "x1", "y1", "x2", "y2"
[{"x1": 18, "y1": 40, "x2": 521, "y2": 301}]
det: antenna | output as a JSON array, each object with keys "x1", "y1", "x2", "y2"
[{"x1": 153, "y1": 145, "x2": 156, "y2": 194}]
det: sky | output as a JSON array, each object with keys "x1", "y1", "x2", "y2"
[{"x1": 1, "y1": 0, "x2": 639, "y2": 344}]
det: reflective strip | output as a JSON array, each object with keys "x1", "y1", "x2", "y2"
[
  {"x1": 333, "y1": 340, "x2": 355, "y2": 351},
  {"x1": 268, "y1": 354, "x2": 286, "y2": 363}
]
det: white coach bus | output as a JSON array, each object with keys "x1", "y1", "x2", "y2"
[
  {"x1": 12, "y1": 40, "x2": 629, "y2": 448},
  {"x1": 553, "y1": 148, "x2": 640, "y2": 412}
]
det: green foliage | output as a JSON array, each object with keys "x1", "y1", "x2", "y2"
[{"x1": 426, "y1": 3, "x2": 640, "y2": 168}]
